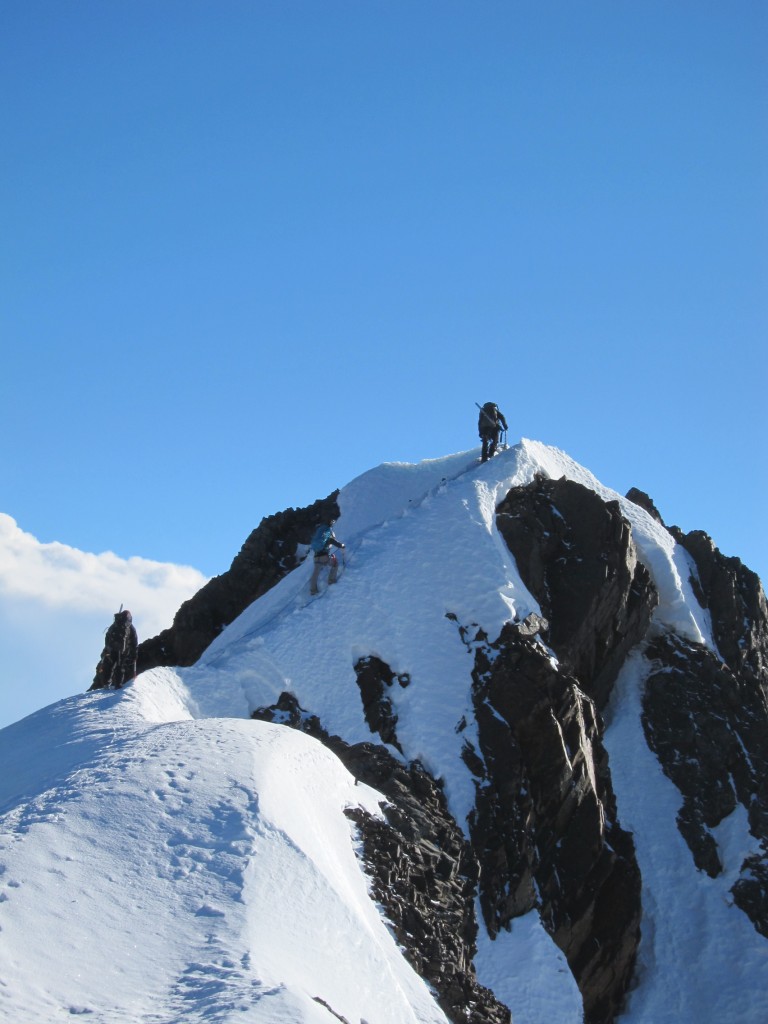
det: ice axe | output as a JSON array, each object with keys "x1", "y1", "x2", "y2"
[{"x1": 475, "y1": 401, "x2": 498, "y2": 430}]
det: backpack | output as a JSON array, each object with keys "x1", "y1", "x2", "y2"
[
  {"x1": 310, "y1": 526, "x2": 331, "y2": 554},
  {"x1": 478, "y1": 402, "x2": 498, "y2": 433}
]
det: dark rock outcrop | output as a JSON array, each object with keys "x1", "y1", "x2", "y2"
[
  {"x1": 251, "y1": 689, "x2": 326, "y2": 735},
  {"x1": 497, "y1": 475, "x2": 657, "y2": 710},
  {"x1": 461, "y1": 620, "x2": 642, "y2": 1024},
  {"x1": 642, "y1": 631, "x2": 768, "y2": 933},
  {"x1": 137, "y1": 493, "x2": 339, "y2": 672},
  {"x1": 671, "y1": 526, "x2": 768, "y2": 688},
  {"x1": 733, "y1": 853, "x2": 768, "y2": 938},
  {"x1": 625, "y1": 487, "x2": 665, "y2": 525},
  {"x1": 612, "y1": 499, "x2": 768, "y2": 938},
  {"x1": 252, "y1": 692, "x2": 510, "y2": 1024},
  {"x1": 353, "y1": 655, "x2": 410, "y2": 753},
  {"x1": 464, "y1": 474, "x2": 665, "y2": 1021}
]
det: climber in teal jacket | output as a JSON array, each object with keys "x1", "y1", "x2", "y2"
[{"x1": 309, "y1": 522, "x2": 345, "y2": 595}]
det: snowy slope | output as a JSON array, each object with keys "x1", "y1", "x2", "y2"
[
  {"x1": 1, "y1": 439, "x2": 766, "y2": 1023},
  {"x1": 0, "y1": 675, "x2": 450, "y2": 1023}
]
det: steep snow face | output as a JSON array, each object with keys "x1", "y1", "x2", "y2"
[{"x1": 0, "y1": 674, "x2": 450, "y2": 1024}]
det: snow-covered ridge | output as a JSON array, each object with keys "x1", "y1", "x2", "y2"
[
  {"x1": 2, "y1": 439, "x2": 763, "y2": 1024},
  {"x1": 0, "y1": 672, "x2": 452, "y2": 1024},
  {"x1": 339, "y1": 438, "x2": 712, "y2": 643}
]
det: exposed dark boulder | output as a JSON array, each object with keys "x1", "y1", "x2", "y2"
[
  {"x1": 459, "y1": 619, "x2": 641, "y2": 1024},
  {"x1": 251, "y1": 692, "x2": 511, "y2": 1024},
  {"x1": 733, "y1": 853, "x2": 768, "y2": 938},
  {"x1": 353, "y1": 655, "x2": 410, "y2": 753},
  {"x1": 643, "y1": 635, "x2": 743, "y2": 875},
  {"x1": 625, "y1": 516, "x2": 768, "y2": 937},
  {"x1": 137, "y1": 493, "x2": 339, "y2": 672},
  {"x1": 251, "y1": 689, "x2": 326, "y2": 737},
  {"x1": 497, "y1": 475, "x2": 657, "y2": 710}
]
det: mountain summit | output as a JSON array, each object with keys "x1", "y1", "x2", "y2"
[{"x1": 2, "y1": 440, "x2": 767, "y2": 1024}]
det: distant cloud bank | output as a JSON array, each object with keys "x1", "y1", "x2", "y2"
[{"x1": 0, "y1": 513, "x2": 207, "y2": 637}]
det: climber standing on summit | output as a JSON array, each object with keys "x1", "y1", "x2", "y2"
[
  {"x1": 309, "y1": 521, "x2": 345, "y2": 595},
  {"x1": 477, "y1": 402, "x2": 508, "y2": 462}
]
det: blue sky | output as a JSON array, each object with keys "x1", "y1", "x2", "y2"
[{"x1": 1, "y1": 0, "x2": 766, "y2": 725}]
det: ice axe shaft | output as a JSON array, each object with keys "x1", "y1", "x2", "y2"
[{"x1": 475, "y1": 401, "x2": 497, "y2": 429}]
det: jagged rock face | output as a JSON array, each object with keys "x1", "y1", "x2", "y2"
[
  {"x1": 643, "y1": 631, "x2": 768, "y2": 935},
  {"x1": 672, "y1": 526, "x2": 768, "y2": 689},
  {"x1": 468, "y1": 474, "x2": 666, "y2": 1022},
  {"x1": 460, "y1": 620, "x2": 642, "y2": 1024},
  {"x1": 624, "y1": 486, "x2": 665, "y2": 525},
  {"x1": 497, "y1": 475, "x2": 657, "y2": 710},
  {"x1": 137, "y1": 493, "x2": 339, "y2": 671},
  {"x1": 625, "y1": 506, "x2": 768, "y2": 938},
  {"x1": 252, "y1": 692, "x2": 511, "y2": 1024},
  {"x1": 642, "y1": 634, "x2": 765, "y2": 871}
]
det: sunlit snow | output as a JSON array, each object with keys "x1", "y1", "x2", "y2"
[{"x1": 1, "y1": 440, "x2": 765, "y2": 1023}]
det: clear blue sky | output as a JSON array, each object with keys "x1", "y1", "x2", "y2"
[{"x1": 2, "y1": 0, "x2": 766, "y2": 586}]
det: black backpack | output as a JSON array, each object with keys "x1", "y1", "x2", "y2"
[{"x1": 478, "y1": 402, "x2": 498, "y2": 432}]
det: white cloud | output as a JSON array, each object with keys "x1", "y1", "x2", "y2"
[
  {"x1": 0, "y1": 513, "x2": 207, "y2": 635},
  {"x1": 0, "y1": 514, "x2": 208, "y2": 729}
]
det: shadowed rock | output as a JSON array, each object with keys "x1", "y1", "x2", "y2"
[
  {"x1": 642, "y1": 630, "x2": 768, "y2": 934},
  {"x1": 459, "y1": 620, "x2": 641, "y2": 1024},
  {"x1": 625, "y1": 487, "x2": 665, "y2": 525},
  {"x1": 623, "y1": 497, "x2": 768, "y2": 937},
  {"x1": 671, "y1": 526, "x2": 768, "y2": 688},
  {"x1": 353, "y1": 654, "x2": 410, "y2": 752},
  {"x1": 497, "y1": 475, "x2": 657, "y2": 710}
]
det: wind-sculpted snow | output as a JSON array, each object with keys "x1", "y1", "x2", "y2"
[{"x1": 0, "y1": 674, "x2": 450, "y2": 1024}]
